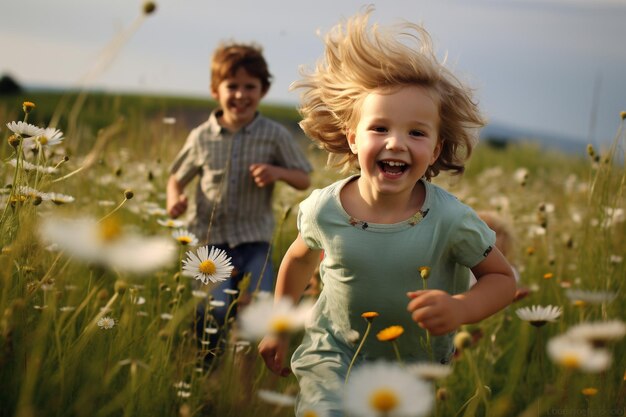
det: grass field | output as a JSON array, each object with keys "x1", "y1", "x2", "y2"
[{"x1": 0, "y1": 91, "x2": 624, "y2": 417}]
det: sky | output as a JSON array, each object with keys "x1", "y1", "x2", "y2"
[{"x1": 1, "y1": 0, "x2": 625, "y2": 147}]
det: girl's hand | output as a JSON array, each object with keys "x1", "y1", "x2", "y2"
[
  {"x1": 258, "y1": 335, "x2": 292, "y2": 377},
  {"x1": 406, "y1": 290, "x2": 467, "y2": 336}
]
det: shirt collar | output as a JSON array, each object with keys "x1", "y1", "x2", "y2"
[{"x1": 208, "y1": 109, "x2": 261, "y2": 135}]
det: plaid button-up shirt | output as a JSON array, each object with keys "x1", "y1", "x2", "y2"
[{"x1": 170, "y1": 110, "x2": 312, "y2": 246}]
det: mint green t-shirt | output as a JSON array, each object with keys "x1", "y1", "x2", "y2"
[{"x1": 291, "y1": 176, "x2": 495, "y2": 415}]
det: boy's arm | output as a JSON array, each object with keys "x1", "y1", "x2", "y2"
[
  {"x1": 407, "y1": 248, "x2": 516, "y2": 336},
  {"x1": 259, "y1": 234, "x2": 321, "y2": 375},
  {"x1": 166, "y1": 175, "x2": 188, "y2": 218},
  {"x1": 249, "y1": 164, "x2": 311, "y2": 190}
]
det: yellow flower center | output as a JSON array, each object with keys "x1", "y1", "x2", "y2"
[
  {"x1": 177, "y1": 236, "x2": 192, "y2": 245},
  {"x1": 561, "y1": 354, "x2": 580, "y2": 369},
  {"x1": 369, "y1": 388, "x2": 399, "y2": 413},
  {"x1": 99, "y1": 218, "x2": 122, "y2": 242},
  {"x1": 302, "y1": 411, "x2": 318, "y2": 417},
  {"x1": 377, "y1": 325, "x2": 405, "y2": 342},
  {"x1": 38, "y1": 136, "x2": 48, "y2": 145},
  {"x1": 199, "y1": 260, "x2": 216, "y2": 275},
  {"x1": 271, "y1": 316, "x2": 291, "y2": 334}
]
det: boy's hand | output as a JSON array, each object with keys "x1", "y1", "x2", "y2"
[
  {"x1": 167, "y1": 194, "x2": 188, "y2": 218},
  {"x1": 258, "y1": 335, "x2": 292, "y2": 377},
  {"x1": 406, "y1": 290, "x2": 467, "y2": 336},
  {"x1": 249, "y1": 163, "x2": 280, "y2": 187}
]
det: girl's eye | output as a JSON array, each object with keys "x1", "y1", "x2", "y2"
[
  {"x1": 410, "y1": 130, "x2": 426, "y2": 137},
  {"x1": 371, "y1": 126, "x2": 387, "y2": 133}
]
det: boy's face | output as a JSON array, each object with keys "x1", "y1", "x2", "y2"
[
  {"x1": 212, "y1": 67, "x2": 266, "y2": 131},
  {"x1": 347, "y1": 85, "x2": 441, "y2": 198}
]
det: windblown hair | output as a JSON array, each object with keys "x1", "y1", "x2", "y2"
[
  {"x1": 293, "y1": 8, "x2": 486, "y2": 178},
  {"x1": 211, "y1": 41, "x2": 272, "y2": 94}
]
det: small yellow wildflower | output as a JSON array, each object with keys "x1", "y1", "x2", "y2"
[
  {"x1": 543, "y1": 272, "x2": 554, "y2": 280},
  {"x1": 453, "y1": 331, "x2": 472, "y2": 351},
  {"x1": 581, "y1": 387, "x2": 598, "y2": 397},
  {"x1": 361, "y1": 311, "x2": 379, "y2": 322},
  {"x1": 376, "y1": 325, "x2": 404, "y2": 342},
  {"x1": 620, "y1": 111, "x2": 626, "y2": 120},
  {"x1": 23, "y1": 101, "x2": 35, "y2": 113},
  {"x1": 419, "y1": 266, "x2": 431, "y2": 280}
]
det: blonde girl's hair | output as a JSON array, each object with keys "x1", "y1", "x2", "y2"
[{"x1": 293, "y1": 7, "x2": 486, "y2": 178}]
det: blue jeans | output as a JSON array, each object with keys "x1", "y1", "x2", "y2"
[{"x1": 195, "y1": 241, "x2": 274, "y2": 354}]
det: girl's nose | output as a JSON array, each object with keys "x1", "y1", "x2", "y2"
[
  {"x1": 385, "y1": 134, "x2": 407, "y2": 151},
  {"x1": 234, "y1": 89, "x2": 244, "y2": 98}
]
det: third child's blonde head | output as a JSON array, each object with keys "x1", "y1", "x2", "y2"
[{"x1": 294, "y1": 7, "x2": 486, "y2": 178}]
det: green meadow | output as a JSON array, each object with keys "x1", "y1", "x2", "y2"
[{"x1": 0, "y1": 91, "x2": 624, "y2": 417}]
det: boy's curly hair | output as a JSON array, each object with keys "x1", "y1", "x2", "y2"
[
  {"x1": 211, "y1": 41, "x2": 272, "y2": 94},
  {"x1": 293, "y1": 7, "x2": 485, "y2": 178}
]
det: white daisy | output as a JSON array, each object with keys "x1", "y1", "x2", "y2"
[
  {"x1": 566, "y1": 320, "x2": 626, "y2": 347},
  {"x1": 24, "y1": 127, "x2": 64, "y2": 148},
  {"x1": 39, "y1": 216, "x2": 176, "y2": 274},
  {"x1": 191, "y1": 290, "x2": 208, "y2": 299},
  {"x1": 344, "y1": 361, "x2": 433, "y2": 417},
  {"x1": 173, "y1": 381, "x2": 191, "y2": 390},
  {"x1": 172, "y1": 228, "x2": 199, "y2": 246},
  {"x1": 514, "y1": 168, "x2": 529, "y2": 185},
  {"x1": 565, "y1": 289, "x2": 616, "y2": 305},
  {"x1": 162, "y1": 117, "x2": 176, "y2": 125},
  {"x1": 547, "y1": 335, "x2": 611, "y2": 373},
  {"x1": 407, "y1": 362, "x2": 453, "y2": 381},
  {"x1": 176, "y1": 391, "x2": 191, "y2": 398},
  {"x1": 160, "y1": 313, "x2": 173, "y2": 320},
  {"x1": 144, "y1": 206, "x2": 167, "y2": 216},
  {"x1": 223, "y1": 288, "x2": 239, "y2": 295},
  {"x1": 209, "y1": 300, "x2": 226, "y2": 308},
  {"x1": 182, "y1": 245, "x2": 233, "y2": 285},
  {"x1": 238, "y1": 297, "x2": 314, "y2": 340},
  {"x1": 97, "y1": 316, "x2": 116, "y2": 330},
  {"x1": 6, "y1": 121, "x2": 43, "y2": 137},
  {"x1": 157, "y1": 218, "x2": 185, "y2": 228},
  {"x1": 48, "y1": 192, "x2": 75, "y2": 205},
  {"x1": 258, "y1": 389, "x2": 296, "y2": 407},
  {"x1": 516, "y1": 305, "x2": 562, "y2": 327},
  {"x1": 7, "y1": 159, "x2": 58, "y2": 174},
  {"x1": 204, "y1": 327, "x2": 218, "y2": 335}
]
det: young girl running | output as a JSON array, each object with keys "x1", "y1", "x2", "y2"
[{"x1": 259, "y1": 8, "x2": 516, "y2": 415}]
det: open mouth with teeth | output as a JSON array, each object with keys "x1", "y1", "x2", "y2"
[{"x1": 378, "y1": 160, "x2": 409, "y2": 176}]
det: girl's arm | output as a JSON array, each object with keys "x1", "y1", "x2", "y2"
[
  {"x1": 407, "y1": 248, "x2": 516, "y2": 336},
  {"x1": 259, "y1": 234, "x2": 321, "y2": 375}
]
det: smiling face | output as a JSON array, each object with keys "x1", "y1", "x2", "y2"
[
  {"x1": 212, "y1": 67, "x2": 266, "y2": 132},
  {"x1": 348, "y1": 85, "x2": 442, "y2": 200}
]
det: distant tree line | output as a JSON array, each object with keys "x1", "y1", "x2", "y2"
[{"x1": 0, "y1": 74, "x2": 23, "y2": 95}]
